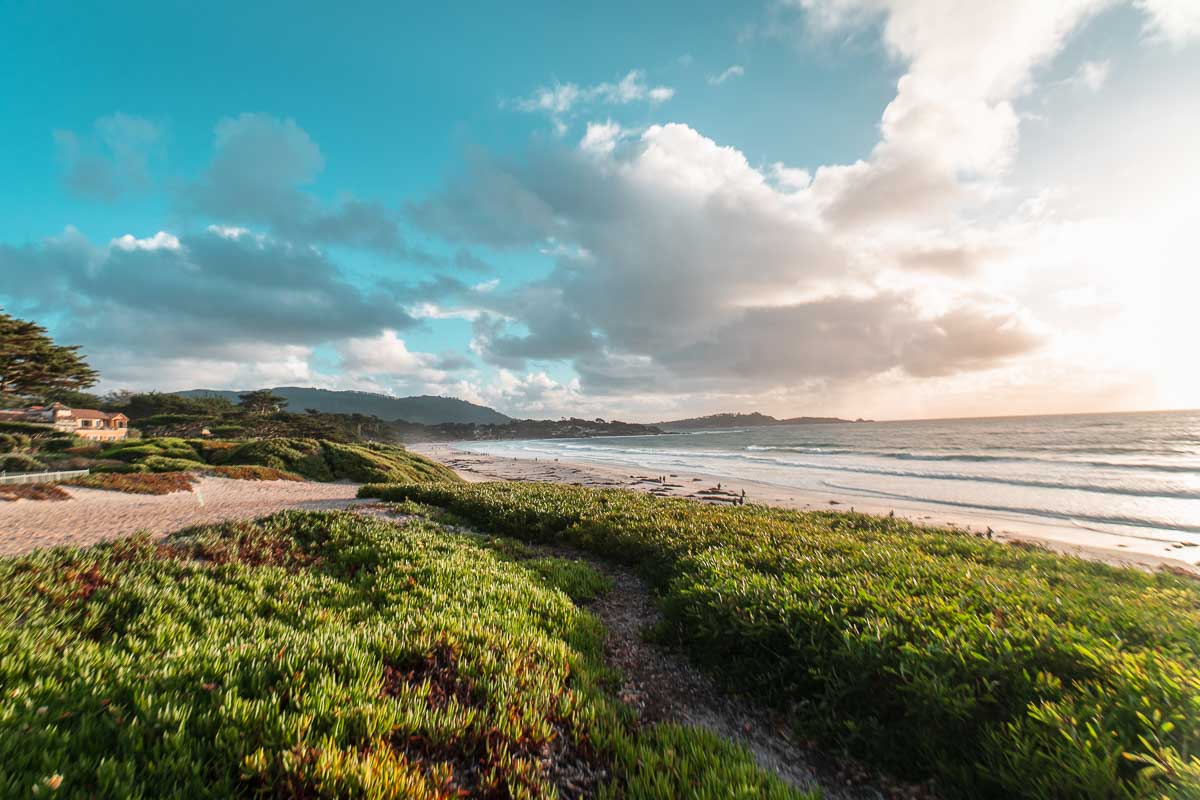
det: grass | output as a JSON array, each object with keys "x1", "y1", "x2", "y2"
[
  {"x1": 359, "y1": 481, "x2": 1200, "y2": 800},
  {"x1": 0, "y1": 510, "x2": 809, "y2": 799}
]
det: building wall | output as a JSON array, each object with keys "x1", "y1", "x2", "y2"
[{"x1": 73, "y1": 427, "x2": 128, "y2": 442}]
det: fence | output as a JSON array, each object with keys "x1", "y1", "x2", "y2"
[{"x1": 0, "y1": 469, "x2": 89, "y2": 485}]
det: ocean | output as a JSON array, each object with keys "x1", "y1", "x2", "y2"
[{"x1": 465, "y1": 409, "x2": 1200, "y2": 550}]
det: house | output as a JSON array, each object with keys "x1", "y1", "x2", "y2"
[{"x1": 0, "y1": 403, "x2": 130, "y2": 442}]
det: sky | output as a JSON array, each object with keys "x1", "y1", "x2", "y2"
[{"x1": 1, "y1": 0, "x2": 1197, "y2": 422}]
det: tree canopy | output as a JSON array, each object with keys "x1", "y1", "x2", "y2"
[
  {"x1": 238, "y1": 389, "x2": 288, "y2": 416},
  {"x1": 0, "y1": 310, "x2": 99, "y2": 402}
]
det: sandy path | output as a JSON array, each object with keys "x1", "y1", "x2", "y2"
[
  {"x1": 359, "y1": 503, "x2": 930, "y2": 799},
  {"x1": 0, "y1": 477, "x2": 367, "y2": 556},
  {"x1": 411, "y1": 443, "x2": 1200, "y2": 575}
]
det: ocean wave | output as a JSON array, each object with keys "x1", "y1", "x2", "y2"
[
  {"x1": 818, "y1": 480, "x2": 1200, "y2": 538},
  {"x1": 742, "y1": 445, "x2": 1199, "y2": 473},
  {"x1": 484, "y1": 440, "x2": 1200, "y2": 501}
]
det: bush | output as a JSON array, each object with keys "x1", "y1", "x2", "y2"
[
  {"x1": 187, "y1": 439, "x2": 240, "y2": 463},
  {"x1": 322, "y1": 441, "x2": 461, "y2": 484},
  {"x1": 100, "y1": 437, "x2": 199, "y2": 462},
  {"x1": 137, "y1": 412, "x2": 203, "y2": 427},
  {"x1": 2, "y1": 454, "x2": 44, "y2": 473},
  {"x1": 66, "y1": 471, "x2": 196, "y2": 495},
  {"x1": 209, "y1": 425, "x2": 245, "y2": 437},
  {"x1": 360, "y1": 482, "x2": 1200, "y2": 800},
  {"x1": 0, "y1": 483, "x2": 71, "y2": 502},
  {"x1": 0, "y1": 433, "x2": 30, "y2": 454},
  {"x1": 139, "y1": 455, "x2": 207, "y2": 473},
  {"x1": 0, "y1": 421, "x2": 54, "y2": 434},
  {"x1": 226, "y1": 438, "x2": 333, "y2": 480},
  {"x1": 202, "y1": 465, "x2": 304, "y2": 482},
  {"x1": 89, "y1": 461, "x2": 150, "y2": 474},
  {"x1": 0, "y1": 511, "x2": 805, "y2": 798},
  {"x1": 38, "y1": 434, "x2": 83, "y2": 453}
]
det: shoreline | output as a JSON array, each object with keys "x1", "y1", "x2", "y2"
[{"x1": 410, "y1": 442, "x2": 1200, "y2": 575}]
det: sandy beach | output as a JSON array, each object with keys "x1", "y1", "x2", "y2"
[
  {"x1": 0, "y1": 476, "x2": 366, "y2": 557},
  {"x1": 411, "y1": 443, "x2": 1200, "y2": 575}
]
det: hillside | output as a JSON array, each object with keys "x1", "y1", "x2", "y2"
[
  {"x1": 657, "y1": 411, "x2": 863, "y2": 431},
  {"x1": 178, "y1": 387, "x2": 511, "y2": 425}
]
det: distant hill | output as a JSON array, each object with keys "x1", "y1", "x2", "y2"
[
  {"x1": 177, "y1": 387, "x2": 512, "y2": 425},
  {"x1": 656, "y1": 411, "x2": 863, "y2": 431}
]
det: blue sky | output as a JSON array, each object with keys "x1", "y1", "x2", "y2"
[{"x1": 1, "y1": 1, "x2": 1197, "y2": 420}]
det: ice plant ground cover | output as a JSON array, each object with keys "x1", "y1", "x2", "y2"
[
  {"x1": 91, "y1": 437, "x2": 463, "y2": 485},
  {"x1": 360, "y1": 481, "x2": 1200, "y2": 799},
  {"x1": 0, "y1": 509, "x2": 807, "y2": 799}
]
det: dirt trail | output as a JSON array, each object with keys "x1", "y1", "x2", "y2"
[
  {"x1": 0, "y1": 477, "x2": 365, "y2": 556},
  {"x1": 357, "y1": 505, "x2": 930, "y2": 799}
]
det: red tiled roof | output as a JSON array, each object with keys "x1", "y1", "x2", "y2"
[{"x1": 68, "y1": 409, "x2": 127, "y2": 420}]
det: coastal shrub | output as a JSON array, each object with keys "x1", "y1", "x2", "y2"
[
  {"x1": 0, "y1": 433, "x2": 30, "y2": 453},
  {"x1": 209, "y1": 424, "x2": 245, "y2": 437},
  {"x1": 0, "y1": 482, "x2": 70, "y2": 502},
  {"x1": 38, "y1": 434, "x2": 84, "y2": 453},
  {"x1": 360, "y1": 481, "x2": 1200, "y2": 800},
  {"x1": 100, "y1": 437, "x2": 199, "y2": 462},
  {"x1": 0, "y1": 420, "x2": 54, "y2": 434},
  {"x1": 0, "y1": 511, "x2": 807, "y2": 799},
  {"x1": 186, "y1": 439, "x2": 240, "y2": 463},
  {"x1": 139, "y1": 455, "x2": 207, "y2": 472},
  {"x1": 226, "y1": 437, "x2": 334, "y2": 481},
  {"x1": 66, "y1": 471, "x2": 196, "y2": 495},
  {"x1": 202, "y1": 465, "x2": 304, "y2": 481},
  {"x1": 322, "y1": 441, "x2": 462, "y2": 484},
  {"x1": 79, "y1": 436, "x2": 459, "y2": 486},
  {"x1": 137, "y1": 412, "x2": 196, "y2": 426},
  {"x1": 2, "y1": 453, "x2": 44, "y2": 472},
  {"x1": 89, "y1": 461, "x2": 150, "y2": 474}
]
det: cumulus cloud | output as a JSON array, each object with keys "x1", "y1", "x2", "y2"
[
  {"x1": 54, "y1": 113, "x2": 162, "y2": 201},
  {"x1": 182, "y1": 113, "x2": 427, "y2": 259},
  {"x1": 0, "y1": 225, "x2": 419, "y2": 387},
  {"x1": 792, "y1": 0, "x2": 1118, "y2": 229},
  {"x1": 411, "y1": 122, "x2": 1043, "y2": 396},
  {"x1": 1137, "y1": 0, "x2": 1200, "y2": 44},
  {"x1": 336, "y1": 330, "x2": 450, "y2": 381},
  {"x1": 481, "y1": 370, "x2": 585, "y2": 418}
]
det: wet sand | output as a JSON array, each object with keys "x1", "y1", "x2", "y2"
[{"x1": 412, "y1": 443, "x2": 1200, "y2": 575}]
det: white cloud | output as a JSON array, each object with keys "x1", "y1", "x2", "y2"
[
  {"x1": 769, "y1": 162, "x2": 812, "y2": 190},
  {"x1": 336, "y1": 329, "x2": 446, "y2": 380},
  {"x1": 483, "y1": 370, "x2": 585, "y2": 417},
  {"x1": 109, "y1": 231, "x2": 181, "y2": 251},
  {"x1": 1137, "y1": 0, "x2": 1200, "y2": 44},
  {"x1": 411, "y1": 0, "x2": 1200, "y2": 416},
  {"x1": 579, "y1": 120, "x2": 627, "y2": 154},
  {"x1": 415, "y1": 122, "x2": 1043, "y2": 398},
  {"x1": 1069, "y1": 59, "x2": 1112, "y2": 92},
  {"x1": 410, "y1": 302, "x2": 484, "y2": 321},
  {"x1": 511, "y1": 70, "x2": 674, "y2": 130},
  {"x1": 708, "y1": 64, "x2": 746, "y2": 85},
  {"x1": 515, "y1": 82, "x2": 582, "y2": 114}
]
